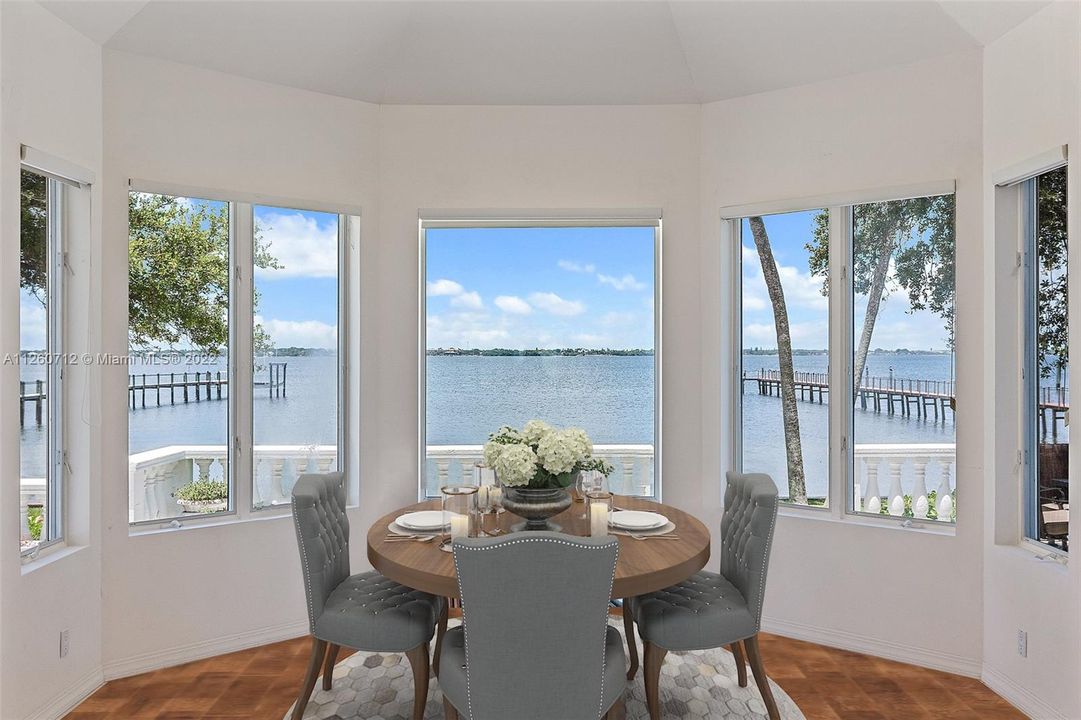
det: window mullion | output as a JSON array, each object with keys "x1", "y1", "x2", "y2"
[
  {"x1": 827, "y1": 206, "x2": 852, "y2": 519},
  {"x1": 232, "y1": 202, "x2": 255, "y2": 516},
  {"x1": 48, "y1": 178, "x2": 65, "y2": 543}
]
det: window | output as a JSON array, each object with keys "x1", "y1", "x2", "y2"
[
  {"x1": 421, "y1": 221, "x2": 659, "y2": 499},
  {"x1": 127, "y1": 190, "x2": 349, "y2": 525},
  {"x1": 850, "y1": 195, "x2": 956, "y2": 521},
  {"x1": 734, "y1": 189, "x2": 957, "y2": 522},
  {"x1": 1024, "y1": 165, "x2": 1068, "y2": 550},
  {"x1": 252, "y1": 205, "x2": 341, "y2": 509},
  {"x1": 740, "y1": 210, "x2": 829, "y2": 507},
  {"x1": 19, "y1": 167, "x2": 65, "y2": 553}
]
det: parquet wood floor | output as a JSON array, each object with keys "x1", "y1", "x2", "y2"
[{"x1": 65, "y1": 625, "x2": 1025, "y2": 720}]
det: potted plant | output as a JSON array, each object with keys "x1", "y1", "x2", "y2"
[
  {"x1": 174, "y1": 476, "x2": 229, "y2": 514},
  {"x1": 483, "y1": 420, "x2": 613, "y2": 530}
]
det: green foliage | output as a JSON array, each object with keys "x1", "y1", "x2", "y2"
[
  {"x1": 20, "y1": 170, "x2": 48, "y2": 307},
  {"x1": 1037, "y1": 166, "x2": 1068, "y2": 379},
  {"x1": 174, "y1": 478, "x2": 228, "y2": 504},
  {"x1": 808, "y1": 196, "x2": 956, "y2": 345},
  {"x1": 18, "y1": 187, "x2": 284, "y2": 354},
  {"x1": 27, "y1": 506, "x2": 44, "y2": 542}
]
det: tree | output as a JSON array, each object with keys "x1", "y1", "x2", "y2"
[
  {"x1": 807, "y1": 196, "x2": 955, "y2": 391},
  {"x1": 749, "y1": 216, "x2": 807, "y2": 504},
  {"x1": 20, "y1": 169, "x2": 48, "y2": 306},
  {"x1": 19, "y1": 186, "x2": 281, "y2": 353},
  {"x1": 1037, "y1": 166, "x2": 1069, "y2": 382},
  {"x1": 127, "y1": 193, "x2": 282, "y2": 354}
]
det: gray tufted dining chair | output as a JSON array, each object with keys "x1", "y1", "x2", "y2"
[
  {"x1": 291, "y1": 472, "x2": 447, "y2": 720},
  {"x1": 624, "y1": 472, "x2": 780, "y2": 720},
  {"x1": 440, "y1": 532, "x2": 627, "y2": 720}
]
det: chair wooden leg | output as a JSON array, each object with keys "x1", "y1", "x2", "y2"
[
  {"x1": 321, "y1": 643, "x2": 341, "y2": 691},
  {"x1": 729, "y1": 641, "x2": 748, "y2": 687},
  {"x1": 443, "y1": 695, "x2": 460, "y2": 720},
  {"x1": 744, "y1": 634, "x2": 780, "y2": 720},
  {"x1": 433, "y1": 600, "x2": 449, "y2": 677},
  {"x1": 622, "y1": 600, "x2": 639, "y2": 680},
  {"x1": 604, "y1": 696, "x2": 627, "y2": 720},
  {"x1": 291, "y1": 637, "x2": 328, "y2": 720},
  {"x1": 642, "y1": 641, "x2": 668, "y2": 720},
  {"x1": 404, "y1": 642, "x2": 431, "y2": 720}
]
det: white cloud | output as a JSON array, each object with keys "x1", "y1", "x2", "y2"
[
  {"x1": 427, "y1": 278, "x2": 465, "y2": 297},
  {"x1": 740, "y1": 244, "x2": 828, "y2": 316},
  {"x1": 558, "y1": 260, "x2": 595, "y2": 274},
  {"x1": 571, "y1": 333, "x2": 610, "y2": 348},
  {"x1": 255, "y1": 211, "x2": 338, "y2": 279},
  {"x1": 598, "y1": 273, "x2": 647, "y2": 291},
  {"x1": 495, "y1": 295, "x2": 532, "y2": 315},
  {"x1": 450, "y1": 290, "x2": 484, "y2": 310},
  {"x1": 528, "y1": 292, "x2": 585, "y2": 316},
  {"x1": 256, "y1": 316, "x2": 337, "y2": 349},
  {"x1": 600, "y1": 311, "x2": 637, "y2": 327}
]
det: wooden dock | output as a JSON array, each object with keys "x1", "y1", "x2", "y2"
[
  {"x1": 19, "y1": 362, "x2": 289, "y2": 426},
  {"x1": 743, "y1": 369, "x2": 1069, "y2": 435},
  {"x1": 745, "y1": 369, "x2": 955, "y2": 418}
]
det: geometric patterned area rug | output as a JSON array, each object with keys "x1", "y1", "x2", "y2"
[{"x1": 285, "y1": 621, "x2": 805, "y2": 719}]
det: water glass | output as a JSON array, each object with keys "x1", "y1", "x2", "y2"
[{"x1": 441, "y1": 485, "x2": 478, "y2": 539}]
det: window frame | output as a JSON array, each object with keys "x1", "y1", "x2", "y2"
[
  {"x1": 18, "y1": 166, "x2": 67, "y2": 557},
  {"x1": 1019, "y1": 163, "x2": 1070, "y2": 552},
  {"x1": 417, "y1": 213, "x2": 663, "y2": 501},
  {"x1": 724, "y1": 180, "x2": 958, "y2": 529},
  {"x1": 126, "y1": 180, "x2": 357, "y2": 530}
]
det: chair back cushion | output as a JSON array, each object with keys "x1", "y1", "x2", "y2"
[
  {"x1": 452, "y1": 532, "x2": 619, "y2": 720},
  {"x1": 291, "y1": 472, "x2": 351, "y2": 631},
  {"x1": 719, "y1": 471, "x2": 778, "y2": 628}
]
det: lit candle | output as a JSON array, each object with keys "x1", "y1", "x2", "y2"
[
  {"x1": 449, "y1": 514, "x2": 470, "y2": 539},
  {"x1": 590, "y1": 501, "x2": 609, "y2": 537}
]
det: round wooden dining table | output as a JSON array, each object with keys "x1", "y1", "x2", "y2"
[{"x1": 366, "y1": 494, "x2": 711, "y2": 599}]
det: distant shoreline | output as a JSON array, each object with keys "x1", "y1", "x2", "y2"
[
  {"x1": 743, "y1": 348, "x2": 951, "y2": 356},
  {"x1": 427, "y1": 348, "x2": 654, "y2": 357}
]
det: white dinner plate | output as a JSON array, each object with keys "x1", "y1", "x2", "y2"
[
  {"x1": 396, "y1": 510, "x2": 448, "y2": 531},
  {"x1": 609, "y1": 510, "x2": 668, "y2": 530}
]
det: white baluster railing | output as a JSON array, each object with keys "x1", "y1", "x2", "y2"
[
  {"x1": 854, "y1": 444, "x2": 956, "y2": 522},
  {"x1": 423, "y1": 444, "x2": 655, "y2": 497},
  {"x1": 127, "y1": 445, "x2": 338, "y2": 522}
]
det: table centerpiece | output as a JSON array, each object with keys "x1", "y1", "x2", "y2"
[{"x1": 483, "y1": 420, "x2": 613, "y2": 531}]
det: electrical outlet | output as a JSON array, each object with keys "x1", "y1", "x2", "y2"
[
  {"x1": 59, "y1": 629, "x2": 70, "y2": 659},
  {"x1": 1017, "y1": 629, "x2": 1027, "y2": 658}
]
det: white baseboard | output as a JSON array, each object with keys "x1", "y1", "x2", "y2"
[
  {"x1": 24, "y1": 667, "x2": 104, "y2": 720},
  {"x1": 761, "y1": 615, "x2": 982, "y2": 678},
  {"x1": 103, "y1": 619, "x2": 309, "y2": 680},
  {"x1": 983, "y1": 665, "x2": 1067, "y2": 720}
]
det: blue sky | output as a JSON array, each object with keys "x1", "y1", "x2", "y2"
[
  {"x1": 426, "y1": 226, "x2": 655, "y2": 349},
  {"x1": 254, "y1": 205, "x2": 339, "y2": 350},
  {"x1": 741, "y1": 210, "x2": 953, "y2": 352}
]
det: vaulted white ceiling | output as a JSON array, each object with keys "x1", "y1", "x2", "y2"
[{"x1": 40, "y1": 0, "x2": 1048, "y2": 105}]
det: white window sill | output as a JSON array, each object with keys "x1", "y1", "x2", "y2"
[
  {"x1": 778, "y1": 503, "x2": 957, "y2": 537},
  {"x1": 1018, "y1": 538, "x2": 1069, "y2": 566},
  {"x1": 127, "y1": 503, "x2": 359, "y2": 538},
  {"x1": 21, "y1": 543, "x2": 86, "y2": 575}
]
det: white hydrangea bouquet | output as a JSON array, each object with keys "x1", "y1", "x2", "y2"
[{"x1": 483, "y1": 419, "x2": 614, "y2": 489}]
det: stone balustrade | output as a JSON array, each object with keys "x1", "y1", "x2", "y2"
[
  {"x1": 854, "y1": 443, "x2": 956, "y2": 521},
  {"x1": 127, "y1": 445, "x2": 337, "y2": 523},
  {"x1": 424, "y1": 444, "x2": 655, "y2": 497}
]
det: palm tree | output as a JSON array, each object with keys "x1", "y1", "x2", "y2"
[{"x1": 748, "y1": 216, "x2": 807, "y2": 504}]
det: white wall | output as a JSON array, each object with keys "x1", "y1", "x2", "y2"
[
  {"x1": 699, "y1": 52, "x2": 985, "y2": 674},
  {"x1": 981, "y1": 4, "x2": 1081, "y2": 718},
  {"x1": 99, "y1": 50, "x2": 380, "y2": 675},
  {"x1": 0, "y1": 4, "x2": 104, "y2": 718},
  {"x1": 2, "y1": 9, "x2": 1073, "y2": 717}
]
